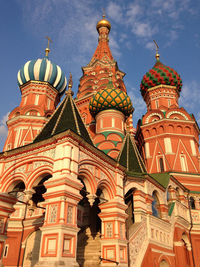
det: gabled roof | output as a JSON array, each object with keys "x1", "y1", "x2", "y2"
[
  {"x1": 34, "y1": 90, "x2": 93, "y2": 145},
  {"x1": 118, "y1": 134, "x2": 146, "y2": 175}
]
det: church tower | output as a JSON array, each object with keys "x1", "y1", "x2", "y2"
[
  {"x1": 75, "y1": 15, "x2": 132, "y2": 138},
  {"x1": 136, "y1": 46, "x2": 200, "y2": 179},
  {"x1": 4, "y1": 42, "x2": 67, "y2": 151}
]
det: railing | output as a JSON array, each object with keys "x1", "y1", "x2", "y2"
[{"x1": 99, "y1": 257, "x2": 119, "y2": 265}]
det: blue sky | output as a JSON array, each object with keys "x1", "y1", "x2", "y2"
[{"x1": 0, "y1": 0, "x2": 200, "y2": 150}]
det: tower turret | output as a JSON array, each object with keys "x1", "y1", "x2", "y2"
[
  {"x1": 136, "y1": 46, "x2": 200, "y2": 177},
  {"x1": 89, "y1": 80, "x2": 133, "y2": 158},
  {"x1": 4, "y1": 42, "x2": 67, "y2": 151}
]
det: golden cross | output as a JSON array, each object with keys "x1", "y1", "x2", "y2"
[
  {"x1": 45, "y1": 36, "x2": 52, "y2": 57},
  {"x1": 102, "y1": 8, "x2": 106, "y2": 18},
  {"x1": 153, "y1": 40, "x2": 160, "y2": 60}
]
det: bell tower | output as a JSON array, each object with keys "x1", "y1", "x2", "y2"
[{"x1": 137, "y1": 44, "x2": 200, "y2": 175}]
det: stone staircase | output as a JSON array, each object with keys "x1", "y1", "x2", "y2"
[{"x1": 77, "y1": 227, "x2": 101, "y2": 267}]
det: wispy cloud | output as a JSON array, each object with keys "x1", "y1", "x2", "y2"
[{"x1": 0, "y1": 112, "x2": 9, "y2": 147}]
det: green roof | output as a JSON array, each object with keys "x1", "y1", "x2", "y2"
[
  {"x1": 149, "y1": 173, "x2": 170, "y2": 188},
  {"x1": 34, "y1": 91, "x2": 93, "y2": 145},
  {"x1": 118, "y1": 134, "x2": 146, "y2": 174}
]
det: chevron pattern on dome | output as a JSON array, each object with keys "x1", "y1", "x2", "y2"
[
  {"x1": 89, "y1": 81, "x2": 133, "y2": 117},
  {"x1": 140, "y1": 61, "x2": 182, "y2": 95},
  {"x1": 17, "y1": 58, "x2": 67, "y2": 94}
]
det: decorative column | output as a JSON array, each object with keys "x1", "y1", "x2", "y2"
[
  {"x1": 99, "y1": 200, "x2": 128, "y2": 267},
  {"x1": 38, "y1": 141, "x2": 82, "y2": 267}
]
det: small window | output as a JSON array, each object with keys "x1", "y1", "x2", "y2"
[
  {"x1": 168, "y1": 99, "x2": 171, "y2": 107},
  {"x1": 189, "y1": 197, "x2": 195, "y2": 210}
]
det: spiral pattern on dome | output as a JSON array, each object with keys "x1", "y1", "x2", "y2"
[
  {"x1": 89, "y1": 82, "x2": 133, "y2": 117},
  {"x1": 17, "y1": 58, "x2": 67, "y2": 94},
  {"x1": 140, "y1": 61, "x2": 182, "y2": 95}
]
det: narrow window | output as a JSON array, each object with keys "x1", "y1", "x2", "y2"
[
  {"x1": 3, "y1": 245, "x2": 9, "y2": 258},
  {"x1": 168, "y1": 99, "x2": 171, "y2": 107},
  {"x1": 159, "y1": 158, "x2": 164, "y2": 172}
]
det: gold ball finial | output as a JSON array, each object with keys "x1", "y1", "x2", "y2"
[{"x1": 96, "y1": 11, "x2": 111, "y2": 33}]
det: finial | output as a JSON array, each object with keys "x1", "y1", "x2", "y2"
[
  {"x1": 66, "y1": 73, "x2": 74, "y2": 96},
  {"x1": 153, "y1": 40, "x2": 160, "y2": 61},
  {"x1": 45, "y1": 36, "x2": 52, "y2": 57},
  {"x1": 102, "y1": 8, "x2": 106, "y2": 18}
]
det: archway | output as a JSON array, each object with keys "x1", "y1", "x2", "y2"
[
  {"x1": 124, "y1": 188, "x2": 135, "y2": 234},
  {"x1": 76, "y1": 177, "x2": 103, "y2": 267},
  {"x1": 22, "y1": 230, "x2": 41, "y2": 267}
]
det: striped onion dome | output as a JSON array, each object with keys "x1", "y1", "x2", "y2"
[
  {"x1": 140, "y1": 60, "x2": 182, "y2": 96},
  {"x1": 89, "y1": 81, "x2": 133, "y2": 117},
  {"x1": 17, "y1": 57, "x2": 67, "y2": 94}
]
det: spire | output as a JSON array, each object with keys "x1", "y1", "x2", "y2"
[
  {"x1": 88, "y1": 15, "x2": 113, "y2": 65},
  {"x1": 153, "y1": 40, "x2": 160, "y2": 61},
  {"x1": 118, "y1": 134, "x2": 146, "y2": 174},
  {"x1": 45, "y1": 36, "x2": 52, "y2": 57},
  {"x1": 66, "y1": 72, "x2": 74, "y2": 96},
  {"x1": 34, "y1": 87, "x2": 93, "y2": 145}
]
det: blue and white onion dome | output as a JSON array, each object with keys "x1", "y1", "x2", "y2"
[{"x1": 17, "y1": 57, "x2": 67, "y2": 94}]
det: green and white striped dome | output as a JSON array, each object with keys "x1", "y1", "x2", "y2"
[{"x1": 17, "y1": 57, "x2": 67, "y2": 94}]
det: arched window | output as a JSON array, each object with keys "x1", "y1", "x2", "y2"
[
  {"x1": 152, "y1": 191, "x2": 160, "y2": 218},
  {"x1": 9, "y1": 181, "x2": 25, "y2": 201},
  {"x1": 125, "y1": 189, "x2": 135, "y2": 227},
  {"x1": 189, "y1": 197, "x2": 195, "y2": 210}
]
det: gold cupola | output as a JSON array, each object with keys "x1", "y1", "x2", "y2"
[{"x1": 96, "y1": 14, "x2": 111, "y2": 33}]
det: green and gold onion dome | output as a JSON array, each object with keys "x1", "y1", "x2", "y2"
[
  {"x1": 89, "y1": 81, "x2": 133, "y2": 117},
  {"x1": 17, "y1": 56, "x2": 67, "y2": 94},
  {"x1": 140, "y1": 59, "x2": 182, "y2": 96}
]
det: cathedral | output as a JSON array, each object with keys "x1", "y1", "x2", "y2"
[{"x1": 0, "y1": 15, "x2": 199, "y2": 267}]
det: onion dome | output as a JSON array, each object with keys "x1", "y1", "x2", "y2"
[
  {"x1": 140, "y1": 60, "x2": 182, "y2": 95},
  {"x1": 17, "y1": 57, "x2": 67, "y2": 94},
  {"x1": 96, "y1": 15, "x2": 111, "y2": 33},
  {"x1": 89, "y1": 81, "x2": 133, "y2": 117}
]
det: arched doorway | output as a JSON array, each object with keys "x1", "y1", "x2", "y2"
[
  {"x1": 125, "y1": 188, "x2": 135, "y2": 236},
  {"x1": 76, "y1": 178, "x2": 102, "y2": 267}
]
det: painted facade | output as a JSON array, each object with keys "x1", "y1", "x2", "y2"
[{"x1": 0, "y1": 16, "x2": 199, "y2": 267}]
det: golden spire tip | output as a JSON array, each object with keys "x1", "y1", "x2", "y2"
[
  {"x1": 153, "y1": 40, "x2": 160, "y2": 61},
  {"x1": 66, "y1": 72, "x2": 74, "y2": 96},
  {"x1": 45, "y1": 36, "x2": 52, "y2": 57}
]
